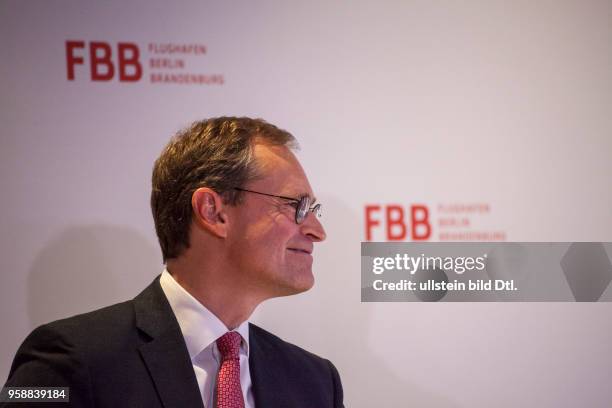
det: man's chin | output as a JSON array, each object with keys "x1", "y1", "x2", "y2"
[
  {"x1": 271, "y1": 272, "x2": 315, "y2": 298},
  {"x1": 293, "y1": 275, "x2": 315, "y2": 293}
]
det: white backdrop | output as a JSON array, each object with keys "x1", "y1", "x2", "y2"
[{"x1": 2, "y1": 1, "x2": 612, "y2": 406}]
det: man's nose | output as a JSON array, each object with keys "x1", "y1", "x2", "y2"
[{"x1": 301, "y1": 211, "x2": 327, "y2": 242}]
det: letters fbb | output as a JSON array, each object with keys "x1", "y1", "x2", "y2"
[
  {"x1": 66, "y1": 41, "x2": 142, "y2": 82},
  {"x1": 365, "y1": 205, "x2": 431, "y2": 241}
]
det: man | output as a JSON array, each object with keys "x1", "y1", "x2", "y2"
[{"x1": 2, "y1": 117, "x2": 344, "y2": 407}]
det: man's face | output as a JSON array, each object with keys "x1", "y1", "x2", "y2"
[{"x1": 225, "y1": 142, "x2": 326, "y2": 299}]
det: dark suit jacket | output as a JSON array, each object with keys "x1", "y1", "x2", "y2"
[{"x1": 2, "y1": 277, "x2": 344, "y2": 408}]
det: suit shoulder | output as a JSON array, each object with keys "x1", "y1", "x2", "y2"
[
  {"x1": 24, "y1": 299, "x2": 137, "y2": 356},
  {"x1": 4, "y1": 302, "x2": 139, "y2": 403},
  {"x1": 43, "y1": 299, "x2": 134, "y2": 334}
]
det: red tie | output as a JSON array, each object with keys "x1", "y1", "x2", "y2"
[{"x1": 216, "y1": 332, "x2": 245, "y2": 408}]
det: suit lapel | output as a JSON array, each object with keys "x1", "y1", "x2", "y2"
[
  {"x1": 134, "y1": 277, "x2": 204, "y2": 408},
  {"x1": 249, "y1": 323, "x2": 297, "y2": 408},
  {"x1": 249, "y1": 323, "x2": 275, "y2": 407}
]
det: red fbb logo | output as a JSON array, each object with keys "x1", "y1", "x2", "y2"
[
  {"x1": 365, "y1": 204, "x2": 431, "y2": 241},
  {"x1": 66, "y1": 41, "x2": 142, "y2": 82}
]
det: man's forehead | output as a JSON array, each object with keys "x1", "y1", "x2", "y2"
[
  {"x1": 252, "y1": 142, "x2": 297, "y2": 168},
  {"x1": 251, "y1": 142, "x2": 315, "y2": 198}
]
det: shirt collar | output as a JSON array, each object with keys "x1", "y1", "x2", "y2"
[{"x1": 159, "y1": 268, "x2": 250, "y2": 360}]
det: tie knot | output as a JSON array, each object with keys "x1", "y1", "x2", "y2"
[{"x1": 217, "y1": 331, "x2": 241, "y2": 360}]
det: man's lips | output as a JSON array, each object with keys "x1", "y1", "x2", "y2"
[{"x1": 287, "y1": 247, "x2": 313, "y2": 255}]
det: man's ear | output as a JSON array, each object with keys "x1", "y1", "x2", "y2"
[{"x1": 191, "y1": 187, "x2": 228, "y2": 238}]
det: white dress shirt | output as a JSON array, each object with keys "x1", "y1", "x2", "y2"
[{"x1": 160, "y1": 269, "x2": 255, "y2": 408}]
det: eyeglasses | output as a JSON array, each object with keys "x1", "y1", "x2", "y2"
[{"x1": 234, "y1": 188, "x2": 322, "y2": 224}]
